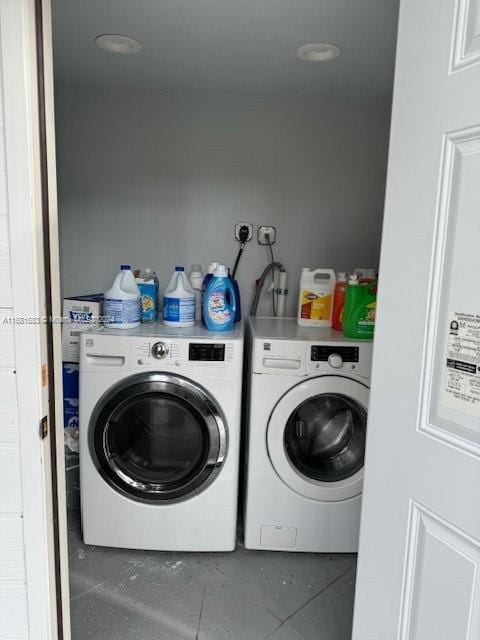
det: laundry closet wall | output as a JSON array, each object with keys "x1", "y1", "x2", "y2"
[{"x1": 55, "y1": 88, "x2": 390, "y2": 316}]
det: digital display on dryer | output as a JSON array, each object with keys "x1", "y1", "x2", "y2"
[
  {"x1": 189, "y1": 343, "x2": 225, "y2": 362},
  {"x1": 311, "y1": 346, "x2": 359, "y2": 362}
]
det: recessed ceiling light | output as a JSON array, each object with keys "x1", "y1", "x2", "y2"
[
  {"x1": 95, "y1": 34, "x2": 141, "y2": 55},
  {"x1": 297, "y1": 43, "x2": 342, "y2": 63}
]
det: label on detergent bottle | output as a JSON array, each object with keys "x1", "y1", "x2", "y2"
[
  {"x1": 208, "y1": 291, "x2": 233, "y2": 326},
  {"x1": 357, "y1": 302, "x2": 376, "y2": 329},
  {"x1": 104, "y1": 298, "x2": 140, "y2": 325},
  {"x1": 163, "y1": 297, "x2": 195, "y2": 323},
  {"x1": 300, "y1": 290, "x2": 332, "y2": 321}
]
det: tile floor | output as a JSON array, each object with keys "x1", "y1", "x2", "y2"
[{"x1": 68, "y1": 509, "x2": 357, "y2": 640}]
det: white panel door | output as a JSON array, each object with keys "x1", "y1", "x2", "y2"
[{"x1": 352, "y1": 0, "x2": 480, "y2": 638}]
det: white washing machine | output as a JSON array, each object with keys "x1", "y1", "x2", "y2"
[
  {"x1": 244, "y1": 317, "x2": 372, "y2": 553},
  {"x1": 79, "y1": 322, "x2": 243, "y2": 551}
]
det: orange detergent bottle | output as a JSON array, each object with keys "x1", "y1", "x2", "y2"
[{"x1": 332, "y1": 272, "x2": 347, "y2": 331}]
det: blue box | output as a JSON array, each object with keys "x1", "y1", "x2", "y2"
[{"x1": 62, "y1": 362, "x2": 79, "y2": 430}]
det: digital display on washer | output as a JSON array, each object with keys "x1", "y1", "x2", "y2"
[
  {"x1": 189, "y1": 343, "x2": 225, "y2": 362},
  {"x1": 311, "y1": 345, "x2": 359, "y2": 362}
]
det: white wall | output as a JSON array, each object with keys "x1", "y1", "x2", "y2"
[{"x1": 56, "y1": 88, "x2": 390, "y2": 317}]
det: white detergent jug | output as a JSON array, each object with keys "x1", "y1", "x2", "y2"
[
  {"x1": 189, "y1": 264, "x2": 204, "y2": 322},
  {"x1": 297, "y1": 268, "x2": 336, "y2": 327},
  {"x1": 104, "y1": 265, "x2": 141, "y2": 329},
  {"x1": 163, "y1": 266, "x2": 195, "y2": 327}
]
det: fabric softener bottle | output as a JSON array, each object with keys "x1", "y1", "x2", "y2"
[{"x1": 203, "y1": 264, "x2": 236, "y2": 332}]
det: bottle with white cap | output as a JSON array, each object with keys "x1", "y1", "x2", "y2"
[
  {"x1": 104, "y1": 265, "x2": 141, "y2": 329},
  {"x1": 189, "y1": 265, "x2": 204, "y2": 322},
  {"x1": 203, "y1": 264, "x2": 236, "y2": 332},
  {"x1": 297, "y1": 268, "x2": 336, "y2": 327},
  {"x1": 202, "y1": 262, "x2": 218, "y2": 292},
  {"x1": 353, "y1": 268, "x2": 377, "y2": 283},
  {"x1": 163, "y1": 266, "x2": 195, "y2": 327},
  {"x1": 343, "y1": 273, "x2": 377, "y2": 339},
  {"x1": 201, "y1": 262, "x2": 219, "y2": 324}
]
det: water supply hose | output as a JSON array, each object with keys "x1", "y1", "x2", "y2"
[
  {"x1": 250, "y1": 262, "x2": 287, "y2": 316},
  {"x1": 276, "y1": 270, "x2": 288, "y2": 318}
]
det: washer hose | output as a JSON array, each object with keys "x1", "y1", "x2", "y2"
[{"x1": 250, "y1": 262, "x2": 287, "y2": 316}]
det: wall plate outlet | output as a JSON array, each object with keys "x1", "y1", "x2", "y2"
[
  {"x1": 257, "y1": 225, "x2": 277, "y2": 245},
  {"x1": 234, "y1": 222, "x2": 253, "y2": 242}
]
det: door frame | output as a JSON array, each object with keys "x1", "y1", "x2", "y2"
[
  {"x1": 25, "y1": 1, "x2": 404, "y2": 638},
  {"x1": 35, "y1": 0, "x2": 71, "y2": 638},
  {"x1": 19, "y1": 0, "x2": 383, "y2": 634},
  {"x1": 0, "y1": 0, "x2": 68, "y2": 638},
  {"x1": 32, "y1": 0, "x2": 71, "y2": 637}
]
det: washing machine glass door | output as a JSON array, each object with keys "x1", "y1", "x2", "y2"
[
  {"x1": 267, "y1": 376, "x2": 369, "y2": 502},
  {"x1": 89, "y1": 373, "x2": 227, "y2": 503}
]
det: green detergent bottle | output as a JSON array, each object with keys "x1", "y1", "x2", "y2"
[{"x1": 343, "y1": 275, "x2": 377, "y2": 340}]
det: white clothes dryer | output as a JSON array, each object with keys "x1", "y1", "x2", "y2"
[
  {"x1": 244, "y1": 317, "x2": 372, "y2": 553},
  {"x1": 79, "y1": 322, "x2": 243, "y2": 551}
]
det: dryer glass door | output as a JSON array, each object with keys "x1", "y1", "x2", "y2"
[
  {"x1": 284, "y1": 393, "x2": 366, "y2": 483},
  {"x1": 89, "y1": 373, "x2": 227, "y2": 503},
  {"x1": 267, "y1": 376, "x2": 369, "y2": 502}
]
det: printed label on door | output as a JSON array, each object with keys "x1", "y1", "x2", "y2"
[
  {"x1": 300, "y1": 290, "x2": 332, "y2": 321},
  {"x1": 442, "y1": 312, "x2": 480, "y2": 418}
]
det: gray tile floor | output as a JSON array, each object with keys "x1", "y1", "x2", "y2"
[{"x1": 68, "y1": 509, "x2": 356, "y2": 640}]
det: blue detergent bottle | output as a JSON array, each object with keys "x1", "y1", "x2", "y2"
[
  {"x1": 203, "y1": 264, "x2": 236, "y2": 332},
  {"x1": 228, "y1": 269, "x2": 241, "y2": 322}
]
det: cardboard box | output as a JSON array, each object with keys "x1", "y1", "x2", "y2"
[{"x1": 62, "y1": 293, "x2": 103, "y2": 363}]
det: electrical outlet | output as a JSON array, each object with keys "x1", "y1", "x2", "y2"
[
  {"x1": 257, "y1": 225, "x2": 277, "y2": 245},
  {"x1": 234, "y1": 222, "x2": 253, "y2": 242}
]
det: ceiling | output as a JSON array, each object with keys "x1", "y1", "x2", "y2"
[{"x1": 52, "y1": 0, "x2": 399, "y2": 99}]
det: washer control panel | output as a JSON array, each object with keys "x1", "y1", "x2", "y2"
[
  {"x1": 308, "y1": 343, "x2": 372, "y2": 377},
  {"x1": 252, "y1": 337, "x2": 372, "y2": 378}
]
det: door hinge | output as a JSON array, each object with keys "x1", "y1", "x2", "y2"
[
  {"x1": 39, "y1": 415, "x2": 48, "y2": 439},
  {"x1": 41, "y1": 363, "x2": 48, "y2": 387}
]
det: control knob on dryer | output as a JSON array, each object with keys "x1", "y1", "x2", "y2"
[
  {"x1": 328, "y1": 353, "x2": 343, "y2": 369},
  {"x1": 151, "y1": 342, "x2": 169, "y2": 359}
]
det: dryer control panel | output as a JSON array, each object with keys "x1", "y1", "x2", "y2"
[
  {"x1": 131, "y1": 339, "x2": 235, "y2": 370},
  {"x1": 80, "y1": 333, "x2": 243, "y2": 379},
  {"x1": 189, "y1": 343, "x2": 225, "y2": 362}
]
